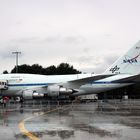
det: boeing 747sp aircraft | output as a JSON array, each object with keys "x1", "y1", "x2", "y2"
[{"x1": 1, "y1": 41, "x2": 140, "y2": 100}]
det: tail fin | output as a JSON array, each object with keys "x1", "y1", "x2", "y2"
[{"x1": 104, "y1": 41, "x2": 140, "y2": 75}]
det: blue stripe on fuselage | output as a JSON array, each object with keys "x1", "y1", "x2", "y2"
[
  {"x1": 8, "y1": 83, "x2": 50, "y2": 87},
  {"x1": 91, "y1": 81, "x2": 112, "y2": 84},
  {"x1": 7, "y1": 81, "x2": 136, "y2": 87},
  {"x1": 90, "y1": 81, "x2": 135, "y2": 84}
]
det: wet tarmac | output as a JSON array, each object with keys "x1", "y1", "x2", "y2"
[{"x1": 0, "y1": 99, "x2": 140, "y2": 140}]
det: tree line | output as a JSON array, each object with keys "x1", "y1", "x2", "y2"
[{"x1": 3, "y1": 63, "x2": 81, "y2": 75}]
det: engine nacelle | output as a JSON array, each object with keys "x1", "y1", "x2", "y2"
[
  {"x1": 22, "y1": 90, "x2": 44, "y2": 99},
  {"x1": 47, "y1": 85, "x2": 73, "y2": 97}
]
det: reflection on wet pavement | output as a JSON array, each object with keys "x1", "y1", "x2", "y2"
[{"x1": 0, "y1": 100, "x2": 140, "y2": 140}]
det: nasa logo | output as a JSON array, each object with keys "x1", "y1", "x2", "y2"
[
  {"x1": 109, "y1": 65, "x2": 120, "y2": 73},
  {"x1": 123, "y1": 54, "x2": 140, "y2": 64}
]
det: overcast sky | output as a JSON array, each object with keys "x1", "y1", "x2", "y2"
[{"x1": 0, "y1": 0, "x2": 140, "y2": 74}]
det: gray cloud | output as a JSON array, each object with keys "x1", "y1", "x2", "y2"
[
  {"x1": 11, "y1": 37, "x2": 40, "y2": 44},
  {"x1": 104, "y1": 55, "x2": 118, "y2": 66},
  {"x1": 0, "y1": 0, "x2": 139, "y2": 73},
  {"x1": 67, "y1": 52, "x2": 119, "y2": 74},
  {"x1": 63, "y1": 36, "x2": 86, "y2": 44}
]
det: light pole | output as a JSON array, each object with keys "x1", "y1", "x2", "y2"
[{"x1": 12, "y1": 51, "x2": 21, "y2": 73}]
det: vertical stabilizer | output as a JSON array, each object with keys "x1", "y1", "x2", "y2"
[{"x1": 104, "y1": 41, "x2": 140, "y2": 75}]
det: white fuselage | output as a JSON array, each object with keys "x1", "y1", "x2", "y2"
[
  {"x1": 0, "y1": 73, "x2": 133, "y2": 97},
  {"x1": 0, "y1": 73, "x2": 93, "y2": 96}
]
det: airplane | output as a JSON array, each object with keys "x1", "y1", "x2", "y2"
[{"x1": 1, "y1": 40, "x2": 140, "y2": 101}]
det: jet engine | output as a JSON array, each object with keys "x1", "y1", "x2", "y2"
[
  {"x1": 22, "y1": 86, "x2": 73, "y2": 99},
  {"x1": 22, "y1": 90, "x2": 44, "y2": 99},
  {"x1": 47, "y1": 85, "x2": 73, "y2": 97}
]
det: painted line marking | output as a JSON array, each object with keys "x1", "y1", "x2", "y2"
[
  {"x1": 19, "y1": 121, "x2": 39, "y2": 140},
  {"x1": 18, "y1": 99, "x2": 78, "y2": 140},
  {"x1": 18, "y1": 107, "x2": 63, "y2": 140}
]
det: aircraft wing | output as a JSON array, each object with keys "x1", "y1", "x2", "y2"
[{"x1": 61, "y1": 74, "x2": 114, "y2": 89}]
